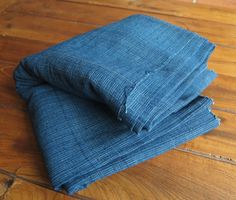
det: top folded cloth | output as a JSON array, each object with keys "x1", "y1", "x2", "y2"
[
  {"x1": 14, "y1": 14, "x2": 220, "y2": 193},
  {"x1": 14, "y1": 14, "x2": 215, "y2": 133}
]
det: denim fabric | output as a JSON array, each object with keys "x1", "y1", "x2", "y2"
[{"x1": 14, "y1": 14, "x2": 220, "y2": 194}]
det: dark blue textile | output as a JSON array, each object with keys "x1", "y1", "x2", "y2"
[{"x1": 14, "y1": 14, "x2": 220, "y2": 194}]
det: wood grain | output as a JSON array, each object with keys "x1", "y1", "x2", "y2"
[
  {"x1": 0, "y1": 0, "x2": 16, "y2": 13},
  {"x1": 65, "y1": 0, "x2": 236, "y2": 26},
  {"x1": 0, "y1": 0, "x2": 236, "y2": 199},
  {"x1": 1, "y1": 6, "x2": 236, "y2": 72},
  {"x1": 0, "y1": 11, "x2": 236, "y2": 66},
  {"x1": 77, "y1": 150, "x2": 236, "y2": 200},
  {"x1": 6, "y1": 0, "x2": 236, "y2": 47},
  {"x1": 0, "y1": 172, "x2": 81, "y2": 200},
  {"x1": 177, "y1": 0, "x2": 236, "y2": 10},
  {"x1": 0, "y1": 36, "x2": 51, "y2": 63},
  {"x1": 0, "y1": 12, "x2": 97, "y2": 44},
  {"x1": 178, "y1": 109, "x2": 236, "y2": 162}
]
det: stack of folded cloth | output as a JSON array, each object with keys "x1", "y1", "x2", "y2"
[{"x1": 14, "y1": 14, "x2": 220, "y2": 194}]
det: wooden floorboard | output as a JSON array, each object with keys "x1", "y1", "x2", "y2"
[
  {"x1": 0, "y1": 172, "x2": 84, "y2": 200},
  {"x1": 0, "y1": 12, "x2": 235, "y2": 64},
  {"x1": 176, "y1": 0, "x2": 236, "y2": 10},
  {"x1": 78, "y1": 150, "x2": 236, "y2": 200},
  {"x1": 64, "y1": 0, "x2": 236, "y2": 26},
  {"x1": 0, "y1": 0, "x2": 235, "y2": 199},
  {"x1": 6, "y1": 0, "x2": 236, "y2": 47},
  {"x1": 0, "y1": 0, "x2": 16, "y2": 13}
]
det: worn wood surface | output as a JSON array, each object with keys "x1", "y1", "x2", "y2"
[
  {"x1": 0, "y1": 172, "x2": 80, "y2": 200},
  {"x1": 0, "y1": 0, "x2": 236, "y2": 199}
]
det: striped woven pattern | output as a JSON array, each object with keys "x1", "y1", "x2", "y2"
[{"x1": 14, "y1": 14, "x2": 220, "y2": 194}]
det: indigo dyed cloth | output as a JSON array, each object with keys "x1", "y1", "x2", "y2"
[{"x1": 14, "y1": 14, "x2": 220, "y2": 194}]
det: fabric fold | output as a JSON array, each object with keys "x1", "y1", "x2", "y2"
[{"x1": 14, "y1": 14, "x2": 220, "y2": 194}]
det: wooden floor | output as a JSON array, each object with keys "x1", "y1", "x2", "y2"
[{"x1": 0, "y1": 0, "x2": 236, "y2": 199}]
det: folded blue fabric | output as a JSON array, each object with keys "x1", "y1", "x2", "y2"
[{"x1": 14, "y1": 14, "x2": 220, "y2": 194}]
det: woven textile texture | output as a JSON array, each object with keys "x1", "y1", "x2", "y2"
[{"x1": 14, "y1": 14, "x2": 220, "y2": 194}]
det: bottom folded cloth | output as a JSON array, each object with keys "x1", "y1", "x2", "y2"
[
  {"x1": 13, "y1": 14, "x2": 220, "y2": 194},
  {"x1": 27, "y1": 85, "x2": 219, "y2": 194}
]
